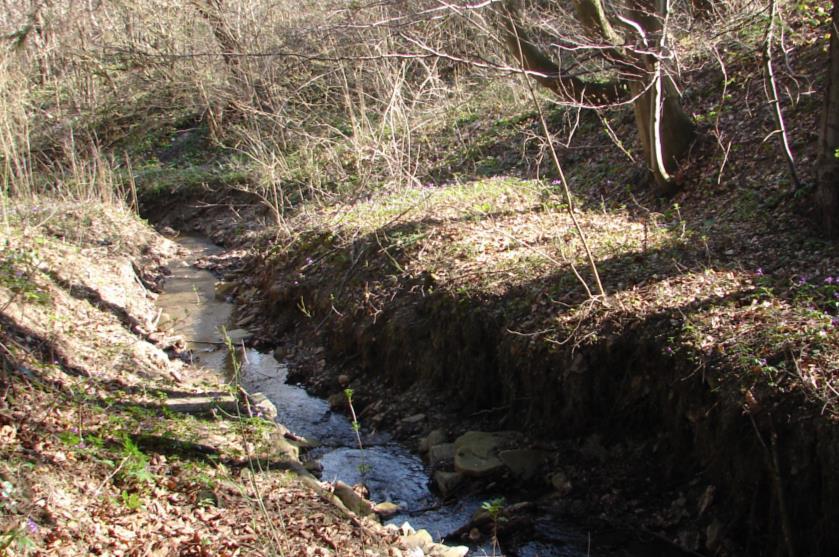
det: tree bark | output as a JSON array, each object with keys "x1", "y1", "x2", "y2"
[
  {"x1": 818, "y1": 0, "x2": 839, "y2": 239},
  {"x1": 631, "y1": 77, "x2": 696, "y2": 194},
  {"x1": 193, "y1": 0, "x2": 240, "y2": 68},
  {"x1": 631, "y1": 0, "x2": 696, "y2": 194},
  {"x1": 501, "y1": 14, "x2": 627, "y2": 105},
  {"x1": 502, "y1": 0, "x2": 695, "y2": 194}
]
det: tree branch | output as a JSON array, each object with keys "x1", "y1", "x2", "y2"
[{"x1": 499, "y1": 6, "x2": 628, "y2": 105}]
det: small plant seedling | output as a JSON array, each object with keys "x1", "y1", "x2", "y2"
[
  {"x1": 343, "y1": 388, "x2": 369, "y2": 479},
  {"x1": 120, "y1": 490, "x2": 143, "y2": 510},
  {"x1": 0, "y1": 523, "x2": 36, "y2": 554},
  {"x1": 481, "y1": 497, "x2": 506, "y2": 555}
]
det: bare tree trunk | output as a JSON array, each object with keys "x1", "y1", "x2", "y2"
[
  {"x1": 818, "y1": 0, "x2": 839, "y2": 239},
  {"x1": 631, "y1": 74, "x2": 695, "y2": 195},
  {"x1": 194, "y1": 0, "x2": 240, "y2": 68},
  {"x1": 502, "y1": 0, "x2": 695, "y2": 195}
]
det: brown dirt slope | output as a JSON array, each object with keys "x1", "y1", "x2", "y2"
[{"x1": 0, "y1": 201, "x2": 405, "y2": 556}]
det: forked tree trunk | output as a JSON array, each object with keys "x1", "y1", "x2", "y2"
[
  {"x1": 631, "y1": 76, "x2": 696, "y2": 195},
  {"x1": 502, "y1": 0, "x2": 695, "y2": 195},
  {"x1": 629, "y1": 0, "x2": 696, "y2": 194},
  {"x1": 818, "y1": 0, "x2": 839, "y2": 239}
]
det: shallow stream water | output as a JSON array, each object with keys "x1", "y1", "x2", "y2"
[{"x1": 157, "y1": 236, "x2": 675, "y2": 557}]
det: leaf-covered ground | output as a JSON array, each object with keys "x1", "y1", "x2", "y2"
[
  {"x1": 0, "y1": 201, "x2": 407, "y2": 556},
  {"x1": 251, "y1": 7, "x2": 838, "y2": 421}
]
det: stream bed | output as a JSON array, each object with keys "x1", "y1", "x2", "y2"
[{"x1": 157, "y1": 236, "x2": 673, "y2": 557}]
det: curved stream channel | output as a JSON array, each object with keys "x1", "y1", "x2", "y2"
[{"x1": 157, "y1": 236, "x2": 675, "y2": 557}]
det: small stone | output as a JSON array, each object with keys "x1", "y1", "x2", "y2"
[
  {"x1": 679, "y1": 529, "x2": 700, "y2": 552},
  {"x1": 428, "y1": 443, "x2": 455, "y2": 468},
  {"x1": 164, "y1": 394, "x2": 238, "y2": 415},
  {"x1": 328, "y1": 392, "x2": 347, "y2": 410},
  {"x1": 453, "y1": 431, "x2": 518, "y2": 478},
  {"x1": 399, "y1": 414, "x2": 426, "y2": 435},
  {"x1": 580, "y1": 434, "x2": 608, "y2": 463},
  {"x1": 373, "y1": 501, "x2": 400, "y2": 518},
  {"x1": 419, "y1": 429, "x2": 448, "y2": 454},
  {"x1": 236, "y1": 313, "x2": 255, "y2": 327},
  {"x1": 428, "y1": 545, "x2": 468, "y2": 557},
  {"x1": 499, "y1": 449, "x2": 546, "y2": 481},
  {"x1": 705, "y1": 519, "x2": 724, "y2": 550},
  {"x1": 213, "y1": 281, "x2": 235, "y2": 301},
  {"x1": 402, "y1": 529, "x2": 433, "y2": 551},
  {"x1": 222, "y1": 328, "x2": 252, "y2": 344},
  {"x1": 401, "y1": 413, "x2": 426, "y2": 424},
  {"x1": 399, "y1": 522, "x2": 415, "y2": 536},
  {"x1": 697, "y1": 485, "x2": 716, "y2": 516},
  {"x1": 304, "y1": 459, "x2": 323, "y2": 476},
  {"x1": 433, "y1": 471, "x2": 464, "y2": 497},
  {"x1": 247, "y1": 392, "x2": 277, "y2": 420},
  {"x1": 332, "y1": 481, "x2": 373, "y2": 517},
  {"x1": 268, "y1": 435, "x2": 299, "y2": 461},
  {"x1": 550, "y1": 470, "x2": 573, "y2": 495}
]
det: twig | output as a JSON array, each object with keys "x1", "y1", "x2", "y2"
[
  {"x1": 509, "y1": 17, "x2": 607, "y2": 304},
  {"x1": 93, "y1": 456, "x2": 128, "y2": 497},
  {"x1": 763, "y1": 0, "x2": 801, "y2": 192}
]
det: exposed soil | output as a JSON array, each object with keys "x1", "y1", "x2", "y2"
[{"x1": 0, "y1": 201, "x2": 414, "y2": 556}]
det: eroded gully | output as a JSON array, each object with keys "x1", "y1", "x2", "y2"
[{"x1": 157, "y1": 235, "x2": 676, "y2": 557}]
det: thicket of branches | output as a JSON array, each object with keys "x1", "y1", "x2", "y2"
[{"x1": 1, "y1": 0, "x2": 834, "y2": 234}]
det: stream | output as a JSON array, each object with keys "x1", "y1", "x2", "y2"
[{"x1": 157, "y1": 236, "x2": 672, "y2": 557}]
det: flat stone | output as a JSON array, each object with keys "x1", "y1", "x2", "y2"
[
  {"x1": 373, "y1": 501, "x2": 401, "y2": 518},
  {"x1": 498, "y1": 449, "x2": 546, "y2": 481},
  {"x1": 220, "y1": 328, "x2": 252, "y2": 344},
  {"x1": 402, "y1": 529, "x2": 433, "y2": 551},
  {"x1": 164, "y1": 394, "x2": 238, "y2": 415},
  {"x1": 428, "y1": 443, "x2": 455, "y2": 468},
  {"x1": 433, "y1": 471, "x2": 464, "y2": 498},
  {"x1": 453, "y1": 431, "x2": 519, "y2": 478},
  {"x1": 419, "y1": 429, "x2": 448, "y2": 454}
]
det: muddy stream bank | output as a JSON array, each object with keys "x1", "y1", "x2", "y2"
[{"x1": 154, "y1": 235, "x2": 699, "y2": 557}]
